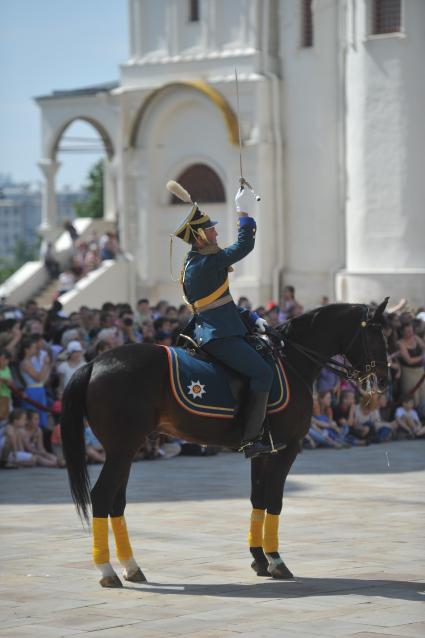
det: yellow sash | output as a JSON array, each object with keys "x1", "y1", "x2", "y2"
[{"x1": 192, "y1": 278, "x2": 230, "y2": 311}]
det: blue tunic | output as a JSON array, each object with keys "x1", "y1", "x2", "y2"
[
  {"x1": 182, "y1": 216, "x2": 273, "y2": 393},
  {"x1": 183, "y1": 217, "x2": 256, "y2": 346}
]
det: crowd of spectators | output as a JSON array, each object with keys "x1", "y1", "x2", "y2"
[
  {"x1": 0, "y1": 287, "x2": 424, "y2": 470},
  {"x1": 41, "y1": 220, "x2": 121, "y2": 298}
]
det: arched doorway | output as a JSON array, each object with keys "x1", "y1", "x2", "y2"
[
  {"x1": 39, "y1": 117, "x2": 116, "y2": 234},
  {"x1": 170, "y1": 164, "x2": 226, "y2": 204}
]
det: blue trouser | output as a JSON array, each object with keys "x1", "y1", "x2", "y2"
[{"x1": 203, "y1": 337, "x2": 274, "y2": 392}]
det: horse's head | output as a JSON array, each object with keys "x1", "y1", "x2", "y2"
[{"x1": 343, "y1": 297, "x2": 390, "y2": 394}]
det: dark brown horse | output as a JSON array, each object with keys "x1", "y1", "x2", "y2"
[{"x1": 61, "y1": 300, "x2": 389, "y2": 587}]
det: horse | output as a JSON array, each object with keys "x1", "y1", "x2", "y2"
[{"x1": 61, "y1": 299, "x2": 389, "y2": 587}]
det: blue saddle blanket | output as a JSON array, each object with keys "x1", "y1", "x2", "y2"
[{"x1": 162, "y1": 345, "x2": 290, "y2": 419}]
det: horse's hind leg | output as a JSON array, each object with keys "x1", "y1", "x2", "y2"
[
  {"x1": 110, "y1": 471, "x2": 147, "y2": 584},
  {"x1": 90, "y1": 454, "x2": 132, "y2": 588}
]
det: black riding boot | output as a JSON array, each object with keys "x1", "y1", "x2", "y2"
[{"x1": 239, "y1": 391, "x2": 273, "y2": 459}]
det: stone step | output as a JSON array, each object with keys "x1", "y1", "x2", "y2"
[{"x1": 34, "y1": 278, "x2": 59, "y2": 308}]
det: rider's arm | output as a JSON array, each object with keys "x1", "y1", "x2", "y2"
[
  {"x1": 211, "y1": 186, "x2": 257, "y2": 269},
  {"x1": 211, "y1": 217, "x2": 256, "y2": 270}
]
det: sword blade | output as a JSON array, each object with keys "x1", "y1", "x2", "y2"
[{"x1": 235, "y1": 67, "x2": 244, "y2": 182}]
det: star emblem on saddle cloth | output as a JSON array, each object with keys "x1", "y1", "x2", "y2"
[{"x1": 187, "y1": 380, "x2": 206, "y2": 399}]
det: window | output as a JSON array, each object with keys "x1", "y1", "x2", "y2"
[
  {"x1": 301, "y1": 0, "x2": 314, "y2": 47},
  {"x1": 170, "y1": 164, "x2": 225, "y2": 204},
  {"x1": 372, "y1": 0, "x2": 401, "y2": 35},
  {"x1": 189, "y1": 0, "x2": 200, "y2": 23}
]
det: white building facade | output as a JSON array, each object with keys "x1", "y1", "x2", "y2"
[{"x1": 35, "y1": 0, "x2": 425, "y2": 308}]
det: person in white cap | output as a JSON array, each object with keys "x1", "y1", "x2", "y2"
[{"x1": 57, "y1": 340, "x2": 85, "y2": 393}]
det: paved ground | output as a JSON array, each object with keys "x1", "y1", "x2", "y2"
[{"x1": 0, "y1": 441, "x2": 424, "y2": 638}]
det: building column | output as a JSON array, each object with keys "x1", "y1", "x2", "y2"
[
  {"x1": 38, "y1": 159, "x2": 60, "y2": 236},
  {"x1": 103, "y1": 158, "x2": 118, "y2": 222}
]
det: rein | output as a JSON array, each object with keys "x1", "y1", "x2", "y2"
[{"x1": 268, "y1": 306, "x2": 387, "y2": 395}]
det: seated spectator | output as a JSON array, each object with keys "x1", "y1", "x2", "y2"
[
  {"x1": 155, "y1": 330, "x2": 173, "y2": 347},
  {"x1": 84, "y1": 245, "x2": 101, "y2": 273},
  {"x1": 165, "y1": 306, "x2": 178, "y2": 320},
  {"x1": 57, "y1": 340, "x2": 85, "y2": 394},
  {"x1": 375, "y1": 394, "x2": 398, "y2": 442},
  {"x1": 395, "y1": 397, "x2": 425, "y2": 439},
  {"x1": 237, "y1": 296, "x2": 252, "y2": 311},
  {"x1": 398, "y1": 322, "x2": 425, "y2": 409},
  {"x1": 63, "y1": 219, "x2": 79, "y2": 245},
  {"x1": 6, "y1": 409, "x2": 36, "y2": 467},
  {"x1": 0, "y1": 320, "x2": 22, "y2": 359},
  {"x1": 18, "y1": 337, "x2": 50, "y2": 431},
  {"x1": 97, "y1": 327, "x2": 122, "y2": 348},
  {"x1": 265, "y1": 304, "x2": 280, "y2": 328},
  {"x1": 85, "y1": 338, "x2": 111, "y2": 363},
  {"x1": 333, "y1": 390, "x2": 356, "y2": 429},
  {"x1": 280, "y1": 285, "x2": 304, "y2": 321},
  {"x1": 135, "y1": 298, "x2": 153, "y2": 325},
  {"x1": 315, "y1": 390, "x2": 351, "y2": 447},
  {"x1": 118, "y1": 311, "x2": 142, "y2": 345},
  {"x1": 353, "y1": 397, "x2": 384, "y2": 442},
  {"x1": 22, "y1": 411, "x2": 58, "y2": 467},
  {"x1": 308, "y1": 394, "x2": 344, "y2": 449},
  {"x1": 50, "y1": 400, "x2": 65, "y2": 466},
  {"x1": 84, "y1": 423, "x2": 106, "y2": 463},
  {"x1": 41, "y1": 241, "x2": 60, "y2": 279},
  {"x1": 177, "y1": 304, "x2": 191, "y2": 326},
  {"x1": 316, "y1": 364, "x2": 341, "y2": 407},
  {"x1": 99, "y1": 232, "x2": 119, "y2": 261},
  {"x1": 154, "y1": 317, "x2": 173, "y2": 335},
  {"x1": 0, "y1": 348, "x2": 13, "y2": 425},
  {"x1": 153, "y1": 300, "x2": 169, "y2": 319},
  {"x1": 58, "y1": 269, "x2": 76, "y2": 296},
  {"x1": 140, "y1": 321, "x2": 156, "y2": 344}
]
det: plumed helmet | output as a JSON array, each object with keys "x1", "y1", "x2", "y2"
[{"x1": 166, "y1": 180, "x2": 217, "y2": 244}]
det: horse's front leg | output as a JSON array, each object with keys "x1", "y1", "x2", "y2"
[{"x1": 249, "y1": 440, "x2": 299, "y2": 579}]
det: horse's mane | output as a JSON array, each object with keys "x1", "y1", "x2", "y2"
[{"x1": 277, "y1": 303, "x2": 366, "y2": 338}]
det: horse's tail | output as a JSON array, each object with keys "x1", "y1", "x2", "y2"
[{"x1": 61, "y1": 362, "x2": 93, "y2": 526}]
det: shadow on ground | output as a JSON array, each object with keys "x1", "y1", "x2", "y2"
[
  {"x1": 0, "y1": 442, "x2": 423, "y2": 506},
  {"x1": 127, "y1": 577, "x2": 425, "y2": 603}
]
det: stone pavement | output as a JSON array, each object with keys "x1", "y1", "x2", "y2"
[{"x1": 0, "y1": 441, "x2": 424, "y2": 638}]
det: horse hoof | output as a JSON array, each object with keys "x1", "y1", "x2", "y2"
[
  {"x1": 99, "y1": 574, "x2": 123, "y2": 588},
  {"x1": 123, "y1": 567, "x2": 147, "y2": 583},
  {"x1": 251, "y1": 560, "x2": 269, "y2": 577},
  {"x1": 267, "y1": 562, "x2": 293, "y2": 580}
]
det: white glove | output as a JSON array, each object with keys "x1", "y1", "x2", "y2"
[
  {"x1": 235, "y1": 186, "x2": 251, "y2": 214},
  {"x1": 255, "y1": 317, "x2": 268, "y2": 334}
]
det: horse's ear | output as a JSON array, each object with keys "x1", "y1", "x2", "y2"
[{"x1": 372, "y1": 297, "x2": 390, "y2": 322}]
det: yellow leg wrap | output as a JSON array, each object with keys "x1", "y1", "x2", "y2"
[
  {"x1": 248, "y1": 508, "x2": 266, "y2": 547},
  {"x1": 110, "y1": 515, "x2": 133, "y2": 562},
  {"x1": 263, "y1": 513, "x2": 280, "y2": 553},
  {"x1": 92, "y1": 517, "x2": 110, "y2": 565}
]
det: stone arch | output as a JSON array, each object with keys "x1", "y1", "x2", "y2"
[
  {"x1": 170, "y1": 163, "x2": 226, "y2": 204},
  {"x1": 49, "y1": 116, "x2": 114, "y2": 160},
  {"x1": 129, "y1": 81, "x2": 238, "y2": 149}
]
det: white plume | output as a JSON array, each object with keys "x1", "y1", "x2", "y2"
[{"x1": 166, "y1": 180, "x2": 192, "y2": 203}]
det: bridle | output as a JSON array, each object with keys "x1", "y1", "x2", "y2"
[{"x1": 268, "y1": 306, "x2": 388, "y2": 396}]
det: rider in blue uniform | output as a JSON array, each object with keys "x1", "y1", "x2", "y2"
[{"x1": 172, "y1": 183, "x2": 274, "y2": 458}]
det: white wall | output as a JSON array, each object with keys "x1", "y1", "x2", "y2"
[
  {"x1": 279, "y1": 0, "x2": 343, "y2": 305},
  {"x1": 342, "y1": 0, "x2": 425, "y2": 302}
]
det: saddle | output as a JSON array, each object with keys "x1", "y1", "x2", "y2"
[{"x1": 161, "y1": 334, "x2": 290, "y2": 420}]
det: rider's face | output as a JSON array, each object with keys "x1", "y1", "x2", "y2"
[{"x1": 204, "y1": 226, "x2": 218, "y2": 245}]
